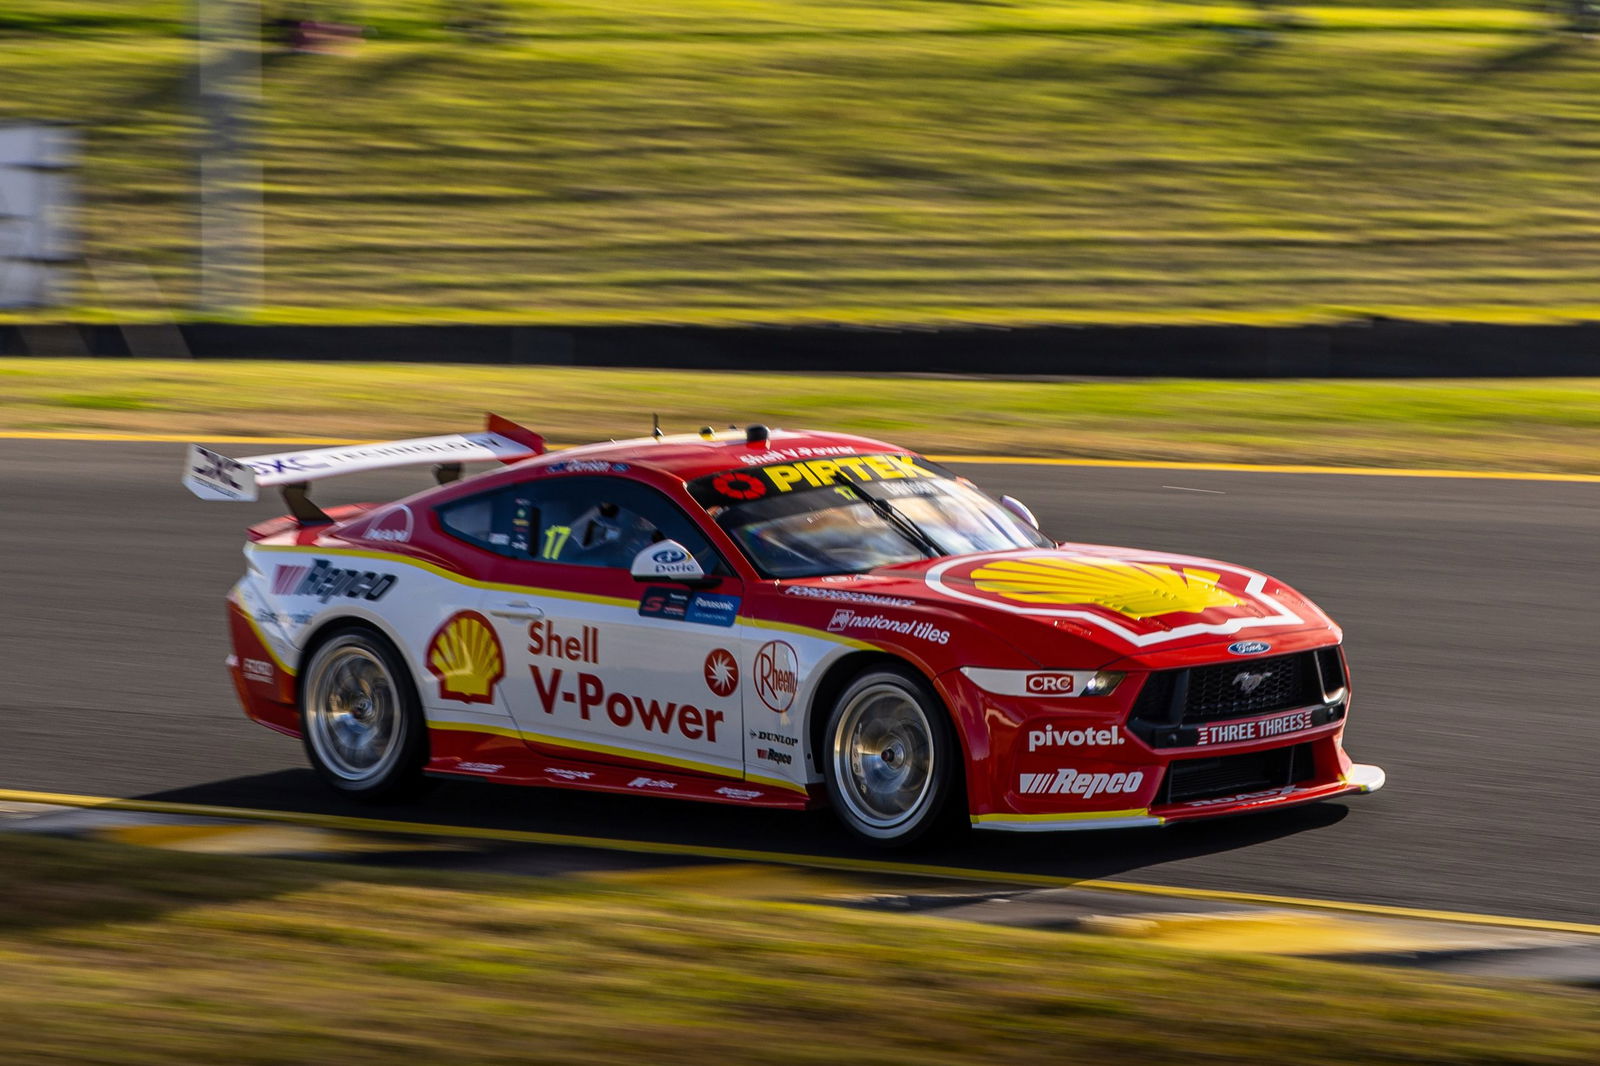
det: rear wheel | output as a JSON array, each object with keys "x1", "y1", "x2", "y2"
[
  {"x1": 823, "y1": 666, "x2": 964, "y2": 847},
  {"x1": 299, "y1": 628, "x2": 428, "y2": 800}
]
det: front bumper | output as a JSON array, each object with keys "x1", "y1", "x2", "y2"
[
  {"x1": 972, "y1": 762, "x2": 1385, "y2": 832},
  {"x1": 942, "y1": 663, "x2": 1385, "y2": 833}
]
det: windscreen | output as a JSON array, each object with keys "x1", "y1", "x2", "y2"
[{"x1": 688, "y1": 453, "x2": 1049, "y2": 578}]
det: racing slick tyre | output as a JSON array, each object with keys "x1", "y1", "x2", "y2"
[
  {"x1": 299, "y1": 626, "x2": 429, "y2": 801},
  {"x1": 823, "y1": 665, "x2": 964, "y2": 848}
]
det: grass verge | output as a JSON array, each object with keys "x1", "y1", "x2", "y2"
[
  {"x1": 4, "y1": 359, "x2": 1600, "y2": 472},
  {"x1": 4, "y1": 3, "x2": 1600, "y2": 324},
  {"x1": 1, "y1": 833, "x2": 1596, "y2": 1065}
]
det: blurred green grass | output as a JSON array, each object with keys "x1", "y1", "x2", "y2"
[
  {"x1": 1, "y1": 832, "x2": 1597, "y2": 1065},
  {"x1": 4, "y1": 3, "x2": 1600, "y2": 325},
  {"x1": 5, "y1": 358, "x2": 1600, "y2": 471}
]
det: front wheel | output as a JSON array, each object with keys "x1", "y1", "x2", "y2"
[
  {"x1": 299, "y1": 627, "x2": 428, "y2": 800},
  {"x1": 823, "y1": 666, "x2": 964, "y2": 847}
]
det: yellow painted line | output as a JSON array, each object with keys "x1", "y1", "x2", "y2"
[
  {"x1": 2, "y1": 430, "x2": 1596, "y2": 482},
  {"x1": 1075, "y1": 911, "x2": 1491, "y2": 957},
  {"x1": 924, "y1": 454, "x2": 1600, "y2": 484},
  {"x1": 0, "y1": 431, "x2": 370, "y2": 445},
  {"x1": 95, "y1": 823, "x2": 455, "y2": 856},
  {"x1": 3, "y1": 787, "x2": 1597, "y2": 938}
]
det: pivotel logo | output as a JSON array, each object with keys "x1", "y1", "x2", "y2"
[
  {"x1": 1025, "y1": 673, "x2": 1075, "y2": 695},
  {"x1": 273, "y1": 559, "x2": 396, "y2": 603},
  {"x1": 1026, "y1": 724, "x2": 1125, "y2": 752},
  {"x1": 1018, "y1": 768, "x2": 1144, "y2": 798}
]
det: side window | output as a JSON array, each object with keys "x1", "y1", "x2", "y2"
[
  {"x1": 437, "y1": 487, "x2": 538, "y2": 557},
  {"x1": 435, "y1": 476, "x2": 721, "y2": 572}
]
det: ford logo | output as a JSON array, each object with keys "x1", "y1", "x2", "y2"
[
  {"x1": 1228, "y1": 640, "x2": 1272, "y2": 655},
  {"x1": 652, "y1": 547, "x2": 688, "y2": 564}
]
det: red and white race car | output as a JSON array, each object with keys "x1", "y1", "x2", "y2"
[{"x1": 186, "y1": 416, "x2": 1383, "y2": 845}]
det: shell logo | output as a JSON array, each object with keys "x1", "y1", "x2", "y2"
[
  {"x1": 426, "y1": 610, "x2": 505, "y2": 704},
  {"x1": 968, "y1": 557, "x2": 1243, "y2": 619}
]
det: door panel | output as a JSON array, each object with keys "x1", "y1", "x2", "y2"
[{"x1": 483, "y1": 568, "x2": 746, "y2": 776}]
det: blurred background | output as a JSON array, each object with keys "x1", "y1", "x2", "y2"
[
  {"x1": 2, "y1": 7, "x2": 1599, "y2": 1063},
  {"x1": 5, "y1": 0, "x2": 1600, "y2": 325}
]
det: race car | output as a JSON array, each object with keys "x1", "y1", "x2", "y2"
[{"x1": 184, "y1": 415, "x2": 1384, "y2": 846}]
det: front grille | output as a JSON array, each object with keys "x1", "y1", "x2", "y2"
[
  {"x1": 1159, "y1": 742, "x2": 1315, "y2": 804},
  {"x1": 1128, "y1": 651, "x2": 1328, "y2": 732},
  {"x1": 1183, "y1": 653, "x2": 1311, "y2": 722}
]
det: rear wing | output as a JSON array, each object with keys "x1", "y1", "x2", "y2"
[{"x1": 183, "y1": 413, "x2": 544, "y2": 519}]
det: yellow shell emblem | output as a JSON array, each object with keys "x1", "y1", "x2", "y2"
[
  {"x1": 969, "y1": 557, "x2": 1243, "y2": 619},
  {"x1": 427, "y1": 611, "x2": 505, "y2": 704}
]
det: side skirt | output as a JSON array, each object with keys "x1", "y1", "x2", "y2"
[{"x1": 425, "y1": 726, "x2": 818, "y2": 810}]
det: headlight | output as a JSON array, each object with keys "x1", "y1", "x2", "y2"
[
  {"x1": 960, "y1": 668, "x2": 1124, "y2": 698},
  {"x1": 1082, "y1": 670, "x2": 1125, "y2": 697}
]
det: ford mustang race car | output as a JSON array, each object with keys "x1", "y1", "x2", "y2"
[{"x1": 185, "y1": 416, "x2": 1384, "y2": 846}]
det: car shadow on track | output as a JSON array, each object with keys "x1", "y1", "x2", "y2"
[{"x1": 136, "y1": 770, "x2": 1350, "y2": 884}]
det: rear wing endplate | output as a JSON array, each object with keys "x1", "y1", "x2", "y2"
[{"x1": 182, "y1": 413, "x2": 544, "y2": 509}]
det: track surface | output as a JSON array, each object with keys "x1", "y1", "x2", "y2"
[{"x1": 2, "y1": 440, "x2": 1595, "y2": 923}]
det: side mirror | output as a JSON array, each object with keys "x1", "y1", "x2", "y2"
[
  {"x1": 630, "y1": 540, "x2": 708, "y2": 584},
  {"x1": 999, "y1": 495, "x2": 1040, "y2": 530}
]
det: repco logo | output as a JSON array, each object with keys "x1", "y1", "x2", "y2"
[
  {"x1": 1025, "y1": 673, "x2": 1075, "y2": 695},
  {"x1": 274, "y1": 559, "x2": 396, "y2": 603}
]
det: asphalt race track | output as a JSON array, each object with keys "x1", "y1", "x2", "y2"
[{"x1": 2, "y1": 439, "x2": 1596, "y2": 924}]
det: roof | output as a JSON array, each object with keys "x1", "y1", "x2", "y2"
[{"x1": 517, "y1": 427, "x2": 912, "y2": 482}]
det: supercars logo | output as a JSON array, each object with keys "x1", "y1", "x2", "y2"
[
  {"x1": 426, "y1": 611, "x2": 505, "y2": 704},
  {"x1": 704, "y1": 648, "x2": 740, "y2": 698},
  {"x1": 969, "y1": 557, "x2": 1242, "y2": 618},
  {"x1": 713, "y1": 472, "x2": 767, "y2": 500}
]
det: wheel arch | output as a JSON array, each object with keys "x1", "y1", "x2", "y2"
[
  {"x1": 295, "y1": 613, "x2": 419, "y2": 709},
  {"x1": 805, "y1": 650, "x2": 971, "y2": 781}
]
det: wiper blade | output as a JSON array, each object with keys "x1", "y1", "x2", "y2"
[{"x1": 839, "y1": 481, "x2": 943, "y2": 558}]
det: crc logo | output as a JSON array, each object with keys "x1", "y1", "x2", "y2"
[
  {"x1": 1228, "y1": 640, "x2": 1272, "y2": 655},
  {"x1": 1233, "y1": 670, "x2": 1274, "y2": 694},
  {"x1": 753, "y1": 640, "x2": 799, "y2": 713},
  {"x1": 652, "y1": 547, "x2": 688, "y2": 565},
  {"x1": 1025, "y1": 673, "x2": 1075, "y2": 695}
]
